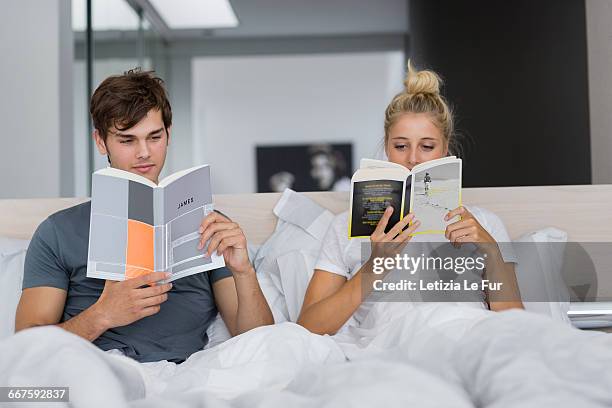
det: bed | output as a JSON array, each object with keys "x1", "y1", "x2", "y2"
[
  {"x1": 3, "y1": 184, "x2": 612, "y2": 299},
  {"x1": 2, "y1": 184, "x2": 612, "y2": 242},
  {"x1": 1, "y1": 185, "x2": 612, "y2": 408}
]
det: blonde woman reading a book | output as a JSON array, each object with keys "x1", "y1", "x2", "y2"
[{"x1": 297, "y1": 62, "x2": 523, "y2": 336}]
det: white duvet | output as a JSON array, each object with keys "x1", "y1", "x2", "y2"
[{"x1": 1, "y1": 305, "x2": 612, "y2": 408}]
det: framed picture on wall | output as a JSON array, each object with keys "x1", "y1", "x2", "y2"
[{"x1": 256, "y1": 143, "x2": 353, "y2": 193}]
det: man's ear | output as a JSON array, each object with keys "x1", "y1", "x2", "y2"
[
  {"x1": 93, "y1": 129, "x2": 108, "y2": 155},
  {"x1": 166, "y1": 126, "x2": 171, "y2": 146}
]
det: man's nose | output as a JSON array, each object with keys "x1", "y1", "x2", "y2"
[{"x1": 137, "y1": 140, "x2": 151, "y2": 159}]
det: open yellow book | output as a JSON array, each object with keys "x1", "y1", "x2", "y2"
[{"x1": 348, "y1": 157, "x2": 462, "y2": 238}]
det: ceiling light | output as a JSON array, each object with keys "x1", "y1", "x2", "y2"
[
  {"x1": 72, "y1": 0, "x2": 141, "y2": 32},
  {"x1": 148, "y1": 0, "x2": 239, "y2": 29}
]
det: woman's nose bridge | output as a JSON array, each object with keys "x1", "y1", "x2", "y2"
[{"x1": 408, "y1": 147, "x2": 418, "y2": 163}]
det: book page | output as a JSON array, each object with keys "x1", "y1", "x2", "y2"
[
  {"x1": 94, "y1": 166, "x2": 157, "y2": 188},
  {"x1": 411, "y1": 156, "x2": 457, "y2": 174},
  {"x1": 87, "y1": 172, "x2": 156, "y2": 281},
  {"x1": 409, "y1": 160, "x2": 462, "y2": 234},
  {"x1": 349, "y1": 179, "x2": 406, "y2": 238},
  {"x1": 161, "y1": 165, "x2": 225, "y2": 281},
  {"x1": 158, "y1": 164, "x2": 207, "y2": 187},
  {"x1": 359, "y1": 158, "x2": 407, "y2": 170}
]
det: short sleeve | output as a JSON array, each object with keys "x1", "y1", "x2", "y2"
[
  {"x1": 209, "y1": 266, "x2": 233, "y2": 284},
  {"x1": 23, "y1": 218, "x2": 70, "y2": 291},
  {"x1": 314, "y1": 214, "x2": 350, "y2": 278},
  {"x1": 469, "y1": 206, "x2": 518, "y2": 264}
]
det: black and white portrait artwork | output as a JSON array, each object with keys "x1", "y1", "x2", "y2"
[{"x1": 256, "y1": 143, "x2": 353, "y2": 193}]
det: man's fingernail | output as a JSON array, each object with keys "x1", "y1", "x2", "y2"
[
  {"x1": 199, "y1": 226, "x2": 204, "y2": 234},
  {"x1": 165, "y1": 272, "x2": 171, "y2": 278}
]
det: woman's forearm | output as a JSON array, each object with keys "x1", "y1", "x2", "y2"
[
  {"x1": 483, "y1": 248, "x2": 524, "y2": 311},
  {"x1": 298, "y1": 260, "x2": 375, "y2": 335}
]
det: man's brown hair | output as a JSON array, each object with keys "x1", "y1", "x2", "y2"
[{"x1": 90, "y1": 68, "x2": 172, "y2": 140}]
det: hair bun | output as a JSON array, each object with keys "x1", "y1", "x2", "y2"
[{"x1": 403, "y1": 60, "x2": 442, "y2": 96}]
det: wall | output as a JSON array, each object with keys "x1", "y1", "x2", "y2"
[
  {"x1": 586, "y1": 0, "x2": 612, "y2": 184},
  {"x1": 409, "y1": 0, "x2": 591, "y2": 187},
  {"x1": 0, "y1": 0, "x2": 73, "y2": 198},
  {"x1": 191, "y1": 51, "x2": 405, "y2": 193}
]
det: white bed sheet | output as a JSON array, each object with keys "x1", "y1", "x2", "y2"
[{"x1": 2, "y1": 306, "x2": 612, "y2": 408}]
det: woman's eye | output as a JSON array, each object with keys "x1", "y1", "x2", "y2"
[
  {"x1": 395, "y1": 145, "x2": 407, "y2": 150},
  {"x1": 422, "y1": 145, "x2": 434, "y2": 151}
]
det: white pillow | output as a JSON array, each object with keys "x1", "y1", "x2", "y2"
[
  {"x1": 204, "y1": 313, "x2": 232, "y2": 349},
  {"x1": 204, "y1": 244, "x2": 285, "y2": 349},
  {"x1": 513, "y1": 227, "x2": 572, "y2": 324},
  {"x1": 277, "y1": 250, "x2": 317, "y2": 322},
  {"x1": 0, "y1": 237, "x2": 30, "y2": 340},
  {"x1": 253, "y1": 189, "x2": 334, "y2": 323}
]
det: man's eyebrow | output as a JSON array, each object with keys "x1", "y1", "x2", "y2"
[
  {"x1": 113, "y1": 128, "x2": 164, "y2": 137},
  {"x1": 114, "y1": 132, "x2": 135, "y2": 138}
]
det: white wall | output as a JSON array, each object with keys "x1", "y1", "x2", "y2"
[
  {"x1": 586, "y1": 0, "x2": 612, "y2": 184},
  {"x1": 0, "y1": 0, "x2": 73, "y2": 198},
  {"x1": 165, "y1": 56, "x2": 194, "y2": 177},
  {"x1": 191, "y1": 52, "x2": 405, "y2": 193}
]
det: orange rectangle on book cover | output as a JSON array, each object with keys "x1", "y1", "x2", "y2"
[{"x1": 125, "y1": 219, "x2": 154, "y2": 279}]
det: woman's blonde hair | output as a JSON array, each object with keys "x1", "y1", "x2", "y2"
[{"x1": 384, "y1": 60, "x2": 456, "y2": 154}]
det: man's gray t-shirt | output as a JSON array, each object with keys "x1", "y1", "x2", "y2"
[{"x1": 23, "y1": 202, "x2": 233, "y2": 363}]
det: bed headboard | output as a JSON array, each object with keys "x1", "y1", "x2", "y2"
[{"x1": 1, "y1": 185, "x2": 611, "y2": 243}]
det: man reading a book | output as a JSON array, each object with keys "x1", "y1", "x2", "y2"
[{"x1": 14, "y1": 69, "x2": 273, "y2": 363}]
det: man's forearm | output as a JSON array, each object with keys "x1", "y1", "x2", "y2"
[
  {"x1": 57, "y1": 304, "x2": 109, "y2": 342},
  {"x1": 233, "y1": 267, "x2": 274, "y2": 334}
]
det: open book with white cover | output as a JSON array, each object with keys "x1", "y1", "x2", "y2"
[
  {"x1": 349, "y1": 157, "x2": 462, "y2": 238},
  {"x1": 87, "y1": 164, "x2": 225, "y2": 282}
]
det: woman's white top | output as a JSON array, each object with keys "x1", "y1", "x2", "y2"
[{"x1": 314, "y1": 206, "x2": 517, "y2": 332}]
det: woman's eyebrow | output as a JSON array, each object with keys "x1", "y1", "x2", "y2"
[{"x1": 391, "y1": 136, "x2": 438, "y2": 142}]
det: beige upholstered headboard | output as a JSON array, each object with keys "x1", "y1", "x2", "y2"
[{"x1": 1, "y1": 185, "x2": 610, "y2": 243}]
